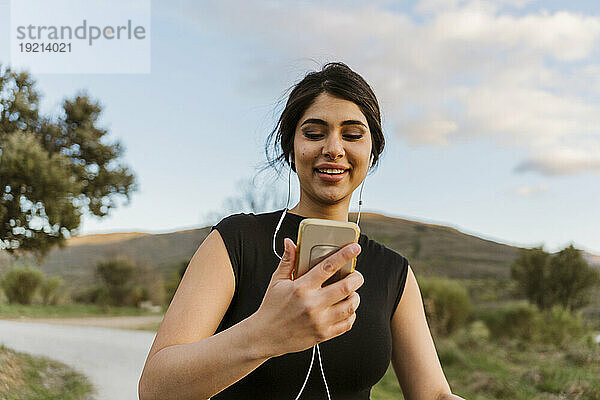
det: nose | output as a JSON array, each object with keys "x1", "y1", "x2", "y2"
[{"x1": 322, "y1": 133, "x2": 345, "y2": 160}]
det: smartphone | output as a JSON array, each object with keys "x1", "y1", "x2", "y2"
[{"x1": 293, "y1": 218, "x2": 360, "y2": 287}]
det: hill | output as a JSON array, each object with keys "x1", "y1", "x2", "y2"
[
  {"x1": 66, "y1": 232, "x2": 151, "y2": 246},
  {"x1": 0, "y1": 211, "x2": 531, "y2": 287},
  {"x1": 583, "y1": 251, "x2": 600, "y2": 269}
]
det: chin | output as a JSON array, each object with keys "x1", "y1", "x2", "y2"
[{"x1": 316, "y1": 190, "x2": 351, "y2": 204}]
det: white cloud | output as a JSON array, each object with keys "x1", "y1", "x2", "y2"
[
  {"x1": 415, "y1": 0, "x2": 538, "y2": 15},
  {"x1": 515, "y1": 183, "x2": 549, "y2": 196},
  {"x1": 175, "y1": 0, "x2": 600, "y2": 176},
  {"x1": 515, "y1": 146, "x2": 600, "y2": 175},
  {"x1": 401, "y1": 118, "x2": 457, "y2": 146},
  {"x1": 427, "y1": 8, "x2": 600, "y2": 61}
]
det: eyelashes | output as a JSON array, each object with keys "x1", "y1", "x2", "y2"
[{"x1": 303, "y1": 133, "x2": 363, "y2": 140}]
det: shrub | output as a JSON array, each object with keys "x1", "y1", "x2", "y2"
[
  {"x1": 72, "y1": 285, "x2": 109, "y2": 304},
  {"x1": 40, "y1": 276, "x2": 64, "y2": 305},
  {"x1": 419, "y1": 277, "x2": 472, "y2": 336},
  {"x1": 95, "y1": 258, "x2": 135, "y2": 306},
  {"x1": 139, "y1": 270, "x2": 165, "y2": 307},
  {"x1": 477, "y1": 302, "x2": 593, "y2": 347},
  {"x1": 96, "y1": 258, "x2": 134, "y2": 287},
  {"x1": 477, "y1": 301, "x2": 540, "y2": 340},
  {"x1": 124, "y1": 285, "x2": 148, "y2": 307},
  {"x1": 436, "y1": 339, "x2": 467, "y2": 367},
  {"x1": 467, "y1": 320, "x2": 491, "y2": 341},
  {"x1": 0, "y1": 267, "x2": 44, "y2": 304},
  {"x1": 453, "y1": 320, "x2": 491, "y2": 348},
  {"x1": 538, "y1": 305, "x2": 589, "y2": 348}
]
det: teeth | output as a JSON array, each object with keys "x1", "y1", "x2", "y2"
[{"x1": 318, "y1": 168, "x2": 346, "y2": 174}]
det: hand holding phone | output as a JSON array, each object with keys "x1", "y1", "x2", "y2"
[
  {"x1": 293, "y1": 218, "x2": 360, "y2": 286},
  {"x1": 254, "y1": 237, "x2": 364, "y2": 357}
]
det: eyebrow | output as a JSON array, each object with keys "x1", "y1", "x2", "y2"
[{"x1": 300, "y1": 118, "x2": 367, "y2": 128}]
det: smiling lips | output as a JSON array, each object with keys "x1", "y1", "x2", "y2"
[
  {"x1": 314, "y1": 167, "x2": 349, "y2": 182},
  {"x1": 312, "y1": 163, "x2": 351, "y2": 182}
]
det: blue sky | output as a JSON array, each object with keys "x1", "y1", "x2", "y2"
[{"x1": 1, "y1": 0, "x2": 599, "y2": 255}]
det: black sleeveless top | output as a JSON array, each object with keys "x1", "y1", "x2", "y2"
[{"x1": 209, "y1": 209, "x2": 409, "y2": 399}]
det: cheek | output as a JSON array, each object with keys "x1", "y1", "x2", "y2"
[
  {"x1": 299, "y1": 154, "x2": 312, "y2": 174},
  {"x1": 297, "y1": 150, "x2": 310, "y2": 162}
]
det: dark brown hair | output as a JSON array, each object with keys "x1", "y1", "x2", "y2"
[{"x1": 262, "y1": 61, "x2": 385, "y2": 176}]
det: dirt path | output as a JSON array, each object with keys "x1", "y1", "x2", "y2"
[
  {"x1": 0, "y1": 319, "x2": 158, "y2": 400},
  {"x1": 2, "y1": 314, "x2": 163, "y2": 330}
]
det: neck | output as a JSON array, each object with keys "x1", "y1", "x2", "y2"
[{"x1": 288, "y1": 190, "x2": 351, "y2": 222}]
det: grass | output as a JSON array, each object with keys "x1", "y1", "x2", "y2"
[
  {"x1": 132, "y1": 321, "x2": 163, "y2": 331},
  {"x1": 0, "y1": 344, "x2": 95, "y2": 400},
  {"x1": 370, "y1": 330, "x2": 600, "y2": 400},
  {"x1": 0, "y1": 302, "x2": 164, "y2": 319},
  {"x1": 371, "y1": 363, "x2": 403, "y2": 399}
]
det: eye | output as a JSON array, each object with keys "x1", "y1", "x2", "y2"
[
  {"x1": 344, "y1": 134, "x2": 363, "y2": 140},
  {"x1": 304, "y1": 132, "x2": 323, "y2": 139},
  {"x1": 343, "y1": 127, "x2": 365, "y2": 139}
]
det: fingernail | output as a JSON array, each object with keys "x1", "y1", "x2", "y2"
[{"x1": 351, "y1": 244, "x2": 360, "y2": 255}]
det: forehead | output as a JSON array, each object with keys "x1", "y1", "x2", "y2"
[{"x1": 299, "y1": 92, "x2": 367, "y2": 125}]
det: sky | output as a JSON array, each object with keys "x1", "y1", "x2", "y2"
[{"x1": 0, "y1": 0, "x2": 599, "y2": 255}]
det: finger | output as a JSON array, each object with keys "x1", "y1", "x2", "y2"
[
  {"x1": 325, "y1": 311, "x2": 357, "y2": 341},
  {"x1": 297, "y1": 242, "x2": 360, "y2": 288},
  {"x1": 319, "y1": 270, "x2": 364, "y2": 307},
  {"x1": 272, "y1": 238, "x2": 297, "y2": 281},
  {"x1": 324, "y1": 291, "x2": 360, "y2": 326}
]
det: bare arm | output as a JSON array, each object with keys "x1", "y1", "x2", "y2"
[
  {"x1": 139, "y1": 313, "x2": 271, "y2": 400},
  {"x1": 390, "y1": 266, "x2": 465, "y2": 400},
  {"x1": 138, "y1": 229, "x2": 274, "y2": 400}
]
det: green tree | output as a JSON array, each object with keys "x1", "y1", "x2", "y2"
[
  {"x1": 95, "y1": 258, "x2": 135, "y2": 306},
  {"x1": 546, "y1": 244, "x2": 600, "y2": 311},
  {"x1": 0, "y1": 64, "x2": 136, "y2": 257},
  {"x1": 0, "y1": 266, "x2": 44, "y2": 304},
  {"x1": 510, "y1": 246, "x2": 551, "y2": 309},
  {"x1": 511, "y1": 244, "x2": 600, "y2": 311}
]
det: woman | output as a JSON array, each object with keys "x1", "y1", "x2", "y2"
[{"x1": 139, "y1": 62, "x2": 464, "y2": 400}]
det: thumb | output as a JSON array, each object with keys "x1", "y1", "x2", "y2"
[{"x1": 274, "y1": 238, "x2": 296, "y2": 280}]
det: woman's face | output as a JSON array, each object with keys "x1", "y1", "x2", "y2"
[{"x1": 292, "y1": 92, "x2": 373, "y2": 206}]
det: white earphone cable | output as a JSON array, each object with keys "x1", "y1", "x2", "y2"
[{"x1": 272, "y1": 159, "x2": 369, "y2": 400}]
